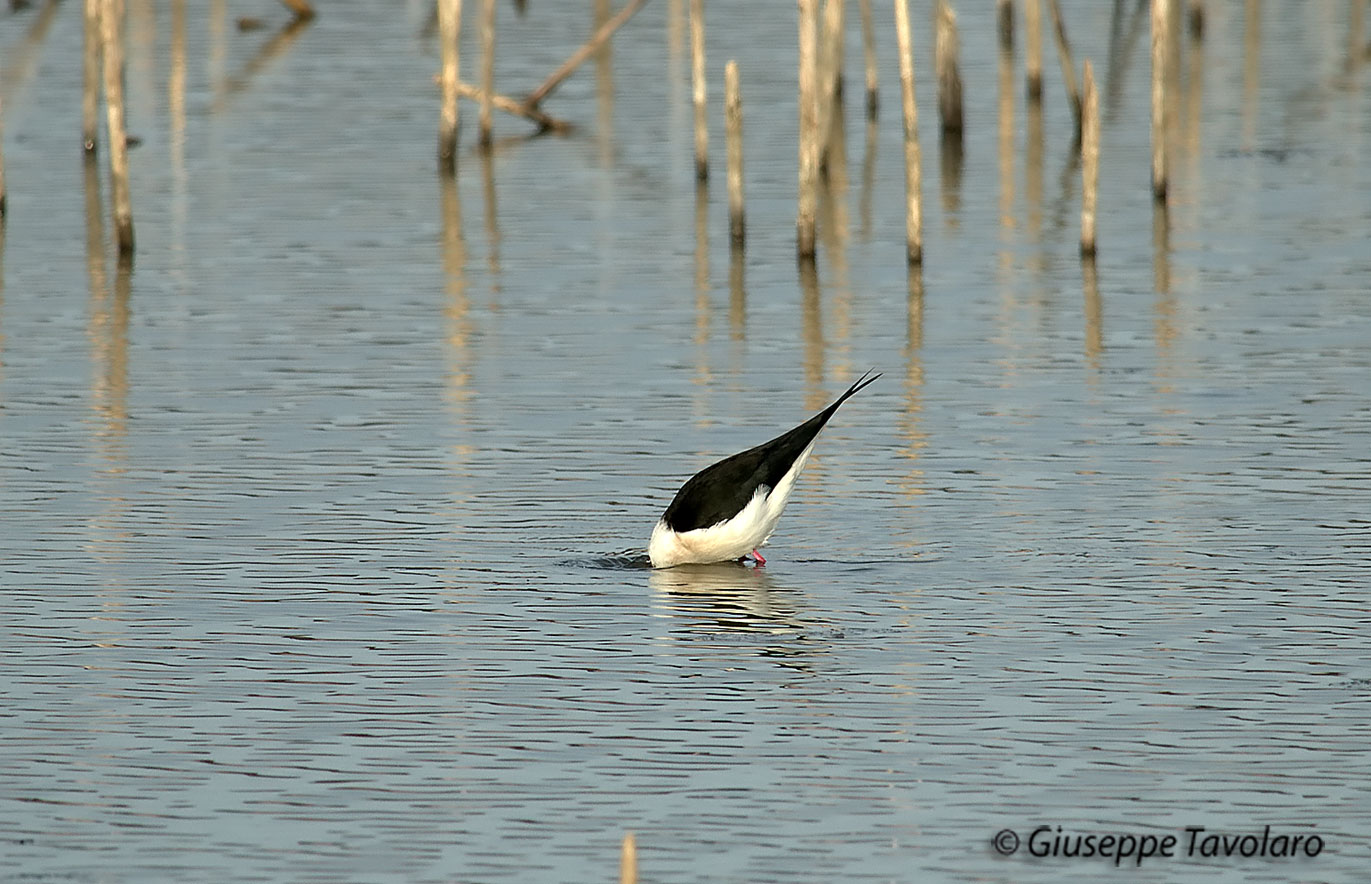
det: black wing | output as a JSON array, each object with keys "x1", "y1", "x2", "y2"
[{"x1": 660, "y1": 371, "x2": 880, "y2": 533}]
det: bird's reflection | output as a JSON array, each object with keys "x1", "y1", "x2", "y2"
[{"x1": 648, "y1": 564, "x2": 827, "y2": 669}]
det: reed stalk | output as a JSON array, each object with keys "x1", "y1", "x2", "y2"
[
  {"x1": 894, "y1": 0, "x2": 922, "y2": 265},
  {"x1": 1151, "y1": 0, "x2": 1169, "y2": 202},
  {"x1": 437, "y1": 0, "x2": 462, "y2": 171},
  {"x1": 479, "y1": 0, "x2": 495, "y2": 148},
  {"x1": 1080, "y1": 59, "x2": 1099, "y2": 256},
  {"x1": 725, "y1": 60, "x2": 745, "y2": 247},
  {"x1": 934, "y1": 0, "x2": 963, "y2": 136},
  {"x1": 1024, "y1": 0, "x2": 1042, "y2": 101},
  {"x1": 797, "y1": 0, "x2": 820, "y2": 261},
  {"x1": 690, "y1": 0, "x2": 708, "y2": 180},
  {"x1": 100, "y1": 0, "x2": 134, "y2": 255},
  {"x1": 83, "y1": 0, "x2": 101, "y2": 154}
]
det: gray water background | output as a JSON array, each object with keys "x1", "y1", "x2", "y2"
[{"x1": 2, "y1": 0, "x2": 1370, "y2": 881}]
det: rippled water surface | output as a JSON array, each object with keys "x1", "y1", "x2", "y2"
[{"x1": 3, "y1": 1, "x2": 1370, "y2": 881}]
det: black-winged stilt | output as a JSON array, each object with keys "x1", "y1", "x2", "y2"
[{"x1": 648, "y1": 371, "x2": 880, "y2": 568}]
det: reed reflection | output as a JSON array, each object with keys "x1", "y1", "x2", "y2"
[
  {"x1": 170, "y1": 0, "x2": 188, "y2": 265},
  {"x1": 693, "y1": 180, "x2": 712, "y2": 408},
  {"x1": 940, "y1": 132, "x2": 964, "y2": 230},
  {"x1": 1083, "y1": 257, "x2": 1102, "y2": 376},
  {"x1": 1242, "y1": 0, "x2": 1261, "y2": 149},
  {"x1": 84, "y1": 158, "x2": 133, "y2": 566},
  {"x1": 594, "y1": 0, "x2": 614, "y2": 166},
  {"x1": 480, "y1": 147, "x2": 502, "y2": 284},
  {"x1": 440, "y1": 173, "x2": 473, "y2": 410},
  {"x1": 212, "y1": 13, "x2": 313, "y2": 112},
  {"x1": 858, "y1": 114, "x2": 877, "y2": 239},
  {"x1": 997, "y1": 31, "x2": 1015, "y2": 269},
  {"x1": 1104, "y1": 0, "x2": 1148, "y2": 125},
  {"x1": 899, "y1": 268, "x2": 928, "y2": 508},
  {"x1": 727, "y1": 249, "x2": 746, "y2": 343},
  {"x1": 0, "y1": 223, "x2": 6, "y2": 385},
  {"x1": 798, "y1": 260, "x2": 825, "y2": 410},
  {"x1": 0, "y1": 0, "x2": 59, "y2": 106}
]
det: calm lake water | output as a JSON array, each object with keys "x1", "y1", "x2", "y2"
[{"x1": 3, "y1": 0, "x2": 1370, "y2": 881}]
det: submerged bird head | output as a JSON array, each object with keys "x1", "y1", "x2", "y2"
[{"x1": 647, "y1": 371, "x2": 879, "y2": 568}]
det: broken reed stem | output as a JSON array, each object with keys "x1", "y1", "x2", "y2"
[
  {"x1": 83, "y1": 0, "x2": 100, "y2": 153},
  {"x1": 619, "y1": 832, "x2": 637, "y2": 884},
  {"x1": 525, "y1": 0, "x2": 646, "y2": 108},
  {"x1": 997, "y1": 0, "x2": 1014, "y2": 51},
  {"x1": 725, "y1": 60, "x2": 745, "y2": 247},
  {"x1": 1024, "y1": 0, "x2": 1043, "y2": 101},
  {"x1": 796, "y1": 0, "x2": 820, "y2": 261},
  {"x1": 894, "y1": 0, "x2": 922, "y2": 265},
  {"x1": 858, "y1": 0, "x2": 877, "y2": 118},
  {"x1": 1150, "y1": 0, "x2": 1169, "y2": 202},
  {"x1": 457, "y1": 81, "x2": 569, "y2": 132},
  {"x1": 1080, "y1": 59, "x2": 1099, "y2": 256},
  {"x1": 479, "y1": 0, "x2": 495, "y2": 148},
  {"x1": 934, "y1": 0, "x2": 963, "y2": 136},
  {"x1": 437, "y1": 0, "x2": 462, "y2": 171},
  {"x1": 690, "y1": 0, "x2": 708, "y2": 180},
  {"x1": 100, "y1": 0, "x2": 134, "y2": 255},
  {"x1": 1046, "y1": 0, "x2": 1081, "y2": 138}
]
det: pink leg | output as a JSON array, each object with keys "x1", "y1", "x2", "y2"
[{"x1": 750, "y1": 549, "x2": 766, "y2": 565}]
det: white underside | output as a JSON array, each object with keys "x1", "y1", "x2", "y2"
[{"x1": 648, "y1": 438, "x2": 818, "y2": 568}]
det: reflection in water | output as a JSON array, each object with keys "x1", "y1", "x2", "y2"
[
  {"x1": 1082, "y1": 257, "x2": 1102, "y2": 375},
  {"x1": 212, "y1": 14, "x2": 314, "y2": 112},
  {"x1": 1182, "y1": 10, "x2": 1205, "y2": 187},
  {"x1": 817, "y1": 103, "x2": 852, "y2": 380},
  {"x1": 129, "y1": 0, "x2": 156, "y2": 121},
  {"x1": 1024, "y1": 97, "x2": 1044, "y2": 248},
  {"x1": 1242, "y1": 0, "x2": 1261, "y2": 149},
  {"x1": 728, "y1": 249, "x2": 746, "y2": 343},
  {"x1": 1151, "y1": 200, "x2": 1171, "y2": 298},
  {"x1": 858, "y1": 115, "x2": 877, "y2": 238},
  {"x1": 441, "y1": 173, "x2": 473, "y2": 413},
  {"x1": 1152, "y1": 202, "x2": 1177, "y2": 381},
  {"x1": 1022, "y1": 93, "x2": 1046, "y2": 284},
  {"x1": 1049, "y1": 142, "x2": 1080, "y2": 242},
  {"x1": 898, "y1": 268, "x2": 927, "y2": 506},
  {"x1": 170, "y1": 0, "x2": 189, "y2": 269},
  {"x1": 0, "y1": 0, "x2": 59, "y2": 105},
  {"x1": 1349, "y1": 0, "x2": 1364, "y2": 76},
  {"x1": 818, "y1": 95, "x2": 850, "y2": 250},
  {"x1": 939, "y1": 132, "x2": 964, "y2": 229},
  {"x1": 997, "y1": 34, "x2": 1015, "y2": 275},
  {"x1": 1104, "y1": 0, "x2": 1148, "y2": 124},
  {"x1": 594, "y1": 0, "x2": 614, "y2": 167},
  {"x1": 693, "y1": 180, "x2": 712, "y2": 408},
  {"x1": 84, "y1": 156, "x2": 133, "y2": 570},
  {"x1": 0, "y1": 222, "x2": 5, "y2": 384},
  {"x1": 480, "y1": 148, "x2": 502, "y2": 286},
  {"x1": 798, "y1": 260, "x2": 824, "y2": 406},
  {"x1": 649, "y1": 563, "x2": 819, "y2": 658},
  {"x1": 209, "y1": 0, "x2": 228, "y2": 93}
]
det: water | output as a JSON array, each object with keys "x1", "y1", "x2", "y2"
[{"x1": 3, "y1": 1, "x2": 1370, "y2": 881}]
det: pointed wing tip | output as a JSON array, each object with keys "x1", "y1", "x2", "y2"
[{"x1": 840, "y1": 368, "x2": 882, "y2": 402}]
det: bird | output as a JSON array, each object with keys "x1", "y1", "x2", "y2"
[{"x1": 648, "y1": 371, "x2": 880, "y2": 568}]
